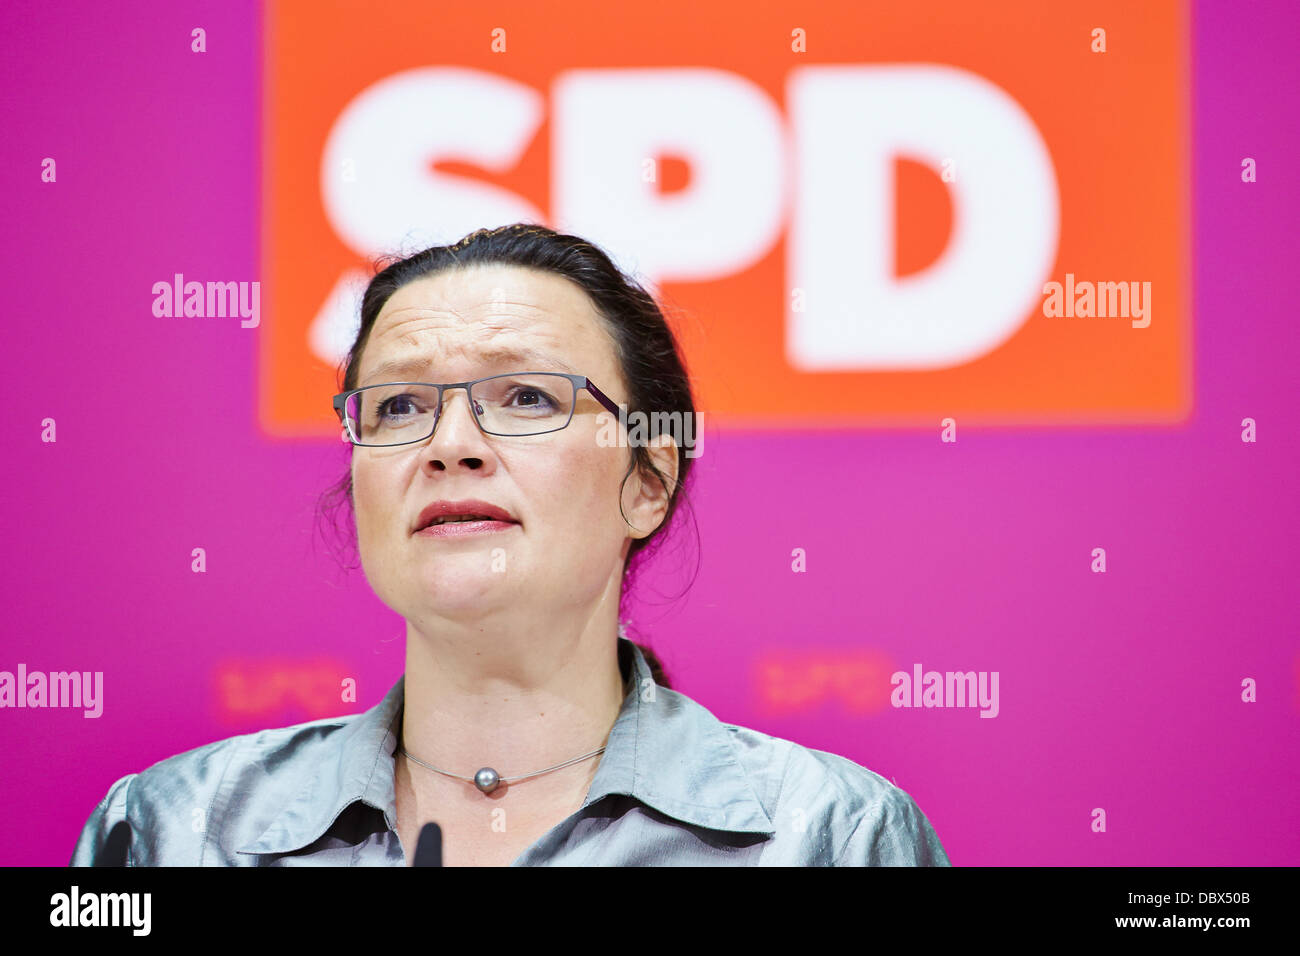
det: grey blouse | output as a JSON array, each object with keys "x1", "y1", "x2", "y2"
[{"x1": 70, "y1": 637, "x2": 950, "y2": 866}]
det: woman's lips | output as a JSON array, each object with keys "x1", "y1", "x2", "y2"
[{"x1": 414, "y1": 519, "x2": 519, "y2": 537}]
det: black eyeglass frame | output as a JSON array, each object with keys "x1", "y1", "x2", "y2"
[{"x1": 331, "y1": 372, "x2": 624, "y2": 446}]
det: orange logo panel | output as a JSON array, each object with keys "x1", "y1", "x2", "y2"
[{"x1": 261, "y1": 0, "x2": 1190, "y2": 436}]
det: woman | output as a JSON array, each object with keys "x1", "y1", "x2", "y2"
[{"x1": 70, "y1": 224, "x2": 950, "y2": 866}]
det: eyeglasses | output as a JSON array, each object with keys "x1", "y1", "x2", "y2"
[{"x1": 332, "y1": 372, "x2": 623, "y2": 447}]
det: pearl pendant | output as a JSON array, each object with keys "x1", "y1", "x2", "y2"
[{"x1": 474, "y1": 767, "x2": 501, "y2": 793}]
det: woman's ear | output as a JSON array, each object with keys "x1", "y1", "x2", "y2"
[{"x1": 624, "y1": 434, "x2": 680, "y2": 538}]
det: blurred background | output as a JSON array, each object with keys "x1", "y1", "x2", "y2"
[{"x1": 2, "y1": 0, "x2": 1296, "y2": 865}]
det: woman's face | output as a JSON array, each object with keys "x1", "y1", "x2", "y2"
[{"x1": 349, "y1": 263, "x2": 670, "y2": 628}]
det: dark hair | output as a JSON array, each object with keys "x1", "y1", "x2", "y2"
[{"x1": 317, "y1": 223, "x2": 700, "y2": 689}]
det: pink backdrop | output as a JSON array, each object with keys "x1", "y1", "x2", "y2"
[{"x1": 2, "y1": 0, "x2": 1297, "y2": 865}]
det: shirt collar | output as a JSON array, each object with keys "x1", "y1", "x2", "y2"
[{"x1": 237, "y1": 637, "x2": 774, "y2": 856}]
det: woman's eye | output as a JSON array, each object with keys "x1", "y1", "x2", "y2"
[
  {"x1": 379, "y1": 396, "x2": 417, "y2": 417},
  {"x1": 511, "y1": 389, "x2": 553, "y2": 408}
]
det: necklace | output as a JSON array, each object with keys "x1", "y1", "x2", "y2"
[
  {"x1": 398, "y1": 651, "x2": 630, "y2": 794},
  {"x1": 399, "y1": 744, "x2": 607, "y2": 794}
]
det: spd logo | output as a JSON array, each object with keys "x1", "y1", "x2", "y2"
[{"x1": 260, "y1": 0, "x2": 1189, "y2": 435}]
